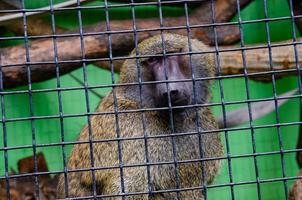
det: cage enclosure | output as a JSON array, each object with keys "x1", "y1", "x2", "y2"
[{"x1": 0, "y1": 0, "x2": 301, "y2": 199}]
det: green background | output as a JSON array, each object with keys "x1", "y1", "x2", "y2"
[{"x1": 0, "y1": 0, "x2": 301, "y2": 199}]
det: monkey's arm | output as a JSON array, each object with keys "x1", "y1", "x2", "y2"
[{"x1": 57, "y1": 92, "x2": 143, "y2": 198}]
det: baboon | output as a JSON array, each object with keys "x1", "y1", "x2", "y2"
[{"x1": 57, "y1": 33, "x2": 223, "y2": 199}]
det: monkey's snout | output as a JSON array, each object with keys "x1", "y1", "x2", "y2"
[
  {"x1": 160, "y1": 89, "x2": 189, "y2": 109},
  {"x1": 162, "y1": 90, "x2": 179, "y2": 102}
]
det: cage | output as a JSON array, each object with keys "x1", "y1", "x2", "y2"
[{"x1": 0, "y1": 0, "x2": 301, "y2": 199}]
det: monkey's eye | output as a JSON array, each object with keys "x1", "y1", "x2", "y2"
[{"x1": 145, "y1": 56, "x2": 160, "y2": 66}]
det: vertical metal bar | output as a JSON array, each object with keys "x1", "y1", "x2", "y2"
[
  {"x1": 75, "y1": 0, "x2": 97, "y2": 199},
  {"x1": 0, "y1": 42, "x2": 10, "y2": 200},
  {"x1": 183, "y1": 2, "x2": 208, "y2": 199},
  {"x1": 49, "y1": 0, "x2": 69, "y2": 198},
  {"x1": 235, "y1": 0, "x2": 262, "y2": 199},
  {"x1": 157, "y1": 0, "x2": 181, "y2": 199},
  {"x1": 103, "y1": 0, "x2": 126, "y2": 198},
  {"x1": 20, "y1": 0, "x2": 40, "y2": 199},
  {"x1": 262, "y1": 0, "x2": 288, "y2": 199},
  {"x1": 209, "y1": 0, "x2": 235, "y2": 199},
  {"x1": 129, "y1": 2, "x2": 153, "y2": 199}
]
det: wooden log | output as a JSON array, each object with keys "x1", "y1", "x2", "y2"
[
  {"x1": 0, "y1": 0, "x2": 250, "y2": 40},
  {"x1": 0, "y1": 0, "x2": 246, "y2": 89},
  {"x1": 208, "y1": 0, "x2": 253, "y2": 23},
  {"x1": 4, "y1": 17, "x2": 67, "y2": 36},
  {"x1": 219, "y1": 43, "x2": 301, "y2": 75},
  {"x1": 0, "y1": 153, "x2": 57, "y2": 200},
  {"x1": 0, "y1": 34, "x2": 106, "y2": 88},
  {"x1": 2, "y1": 38, "x2": 302, "y2": 89},
  {"x1": 96, "y1": 40, "x2": 302, "y2": 80}
]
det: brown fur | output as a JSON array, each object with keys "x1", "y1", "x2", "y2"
[
  {"x1": 57, "y1": 34, "x2": 223, "y2": 199},
  {"x1": 290, "y1": 169, "x2": 302, "y2": 200}
]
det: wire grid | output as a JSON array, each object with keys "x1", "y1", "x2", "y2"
[{"x1": 0, "y1": 0, "x2": 301, "y2": 199}]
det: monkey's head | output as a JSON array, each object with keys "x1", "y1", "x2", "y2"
[{"x1": 119, "y1": 33, "x2": 215, "y2": 113}]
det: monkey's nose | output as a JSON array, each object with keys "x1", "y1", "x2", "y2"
[
  {"x1": 162, "y1": 90, "x2": 181, "y2": 105},
  {"x1": 163, "y1": 90, "x2": 179, "y2": 99}
]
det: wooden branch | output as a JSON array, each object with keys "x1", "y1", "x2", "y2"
[
  {"x1": 210, "y1": 0, "x2": 253, "y2": 23},
  {"x1": 219, "y1": 43, "x2": 301, "y2": 75},
  {"x1": 0, "y1": 0, "x2": 247, "y2": 89},
  {"x1": 1, "y1": 0, "x2": 243, "y2": 44},
  {"x1": 2, "y1": 38, "x2": 302, "y2": 88},
  {"x1": 1, "y1": 0, "x2": 252, "y2": 38},
  {"x1": 96, "y1": 40, "x2": 302, "y2": 80},
  {"x1": 0, "y1": 34, "x2": 104, "y2": 88},
  {"x1": 0, "y1": 153, "x2": 57, "y2": 200},
  {"x1": 0, "y1": 1, "x2": 15, "y2": 11},
  {"x1": 4, "y1": 17, "x2": 67, "y2": 36}
]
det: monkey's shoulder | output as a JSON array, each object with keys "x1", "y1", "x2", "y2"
[
  {"x1": 96, "y1": 92, "x2": 140, "y2": 112},
  {"x1": 85, "y1": 92, "x2": 150, "y2": 139},
  {"x1": 199, "y1": 108, "x2": 219, "y2": 130}
]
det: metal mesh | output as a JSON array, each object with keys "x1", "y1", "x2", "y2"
[{"x1": 0, "y1": 0, "x2": 301, "y2": 199}]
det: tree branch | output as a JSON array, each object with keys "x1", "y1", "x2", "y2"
[
  {"x1": 0, "y1": 0, "x2": 257, "y2": 88},
  {"x1": 2, "y1": 39, "x2": 302, "y2": 88}
]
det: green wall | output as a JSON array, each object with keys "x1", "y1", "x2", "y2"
[{"x1": 0, "y1": 0, "x2": 301, "y2": 199}]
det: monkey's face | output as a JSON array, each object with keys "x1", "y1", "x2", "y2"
[
  {"x1": 141, "y1": 54, "x2": 193, "y2": 112},
  {"x1": 120, "y1": 34, "x2": 215, "y2": 113}
]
